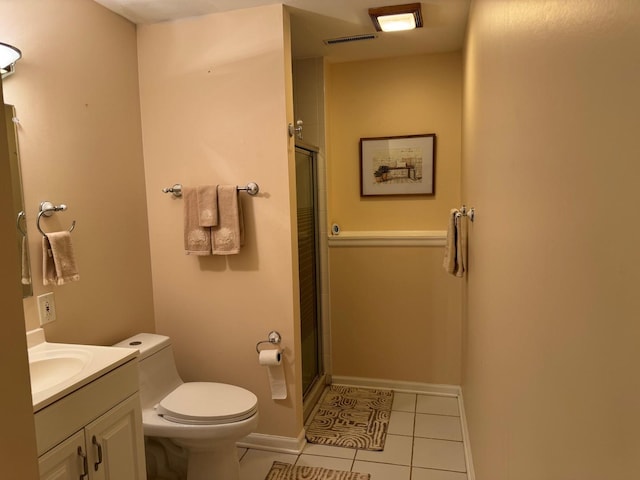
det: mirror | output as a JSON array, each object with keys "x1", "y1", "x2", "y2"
[{"x1": 5, "y1": 104, "x2": 32, "y2": 297}]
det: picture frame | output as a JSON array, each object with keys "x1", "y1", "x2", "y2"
[{"x1": 359, "y1": 134, "x2": 436, "y2": 196}]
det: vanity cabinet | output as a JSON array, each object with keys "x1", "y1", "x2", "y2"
[
  {"x1": 38, "y1": 395, "x2": 144, "y2": 479},
  {"x1": 34, "y1": 359, "x2": 146, "y2": 480}
]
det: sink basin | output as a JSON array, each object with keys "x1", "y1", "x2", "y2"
[
  {"x1": 26, "y1": 328, "x2": 139, "y2": 412},
  {"x1": 28, "y1": 348, "x2": 92, "y2": 394}
]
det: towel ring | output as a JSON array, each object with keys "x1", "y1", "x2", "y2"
[{"x1": 37, "y1": 201, "x2": 76, "y2": 237}]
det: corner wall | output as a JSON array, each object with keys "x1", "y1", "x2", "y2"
[
  {"x1": 138, "y1": 5, "x2": 302, "y2": 438},
  {"x1": 462, "y1": 1, "x2": 640, "y2": 478}
]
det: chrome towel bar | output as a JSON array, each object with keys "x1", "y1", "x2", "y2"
[{"x1": 162, "y1": 182, "x2": 260, "y2": 198}]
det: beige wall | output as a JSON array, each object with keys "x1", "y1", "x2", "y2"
[
  {"x1": 0, "y1": 79, "x2": 39, "y2": 479},
  {"x1": 327, "y1": 52, "x2": 463, "y2": 385},
  {"x1": 462, "y1": 0, "x2": 640, "y2": 478},
  {"x1": 0, "y1": 0, "x2": 155, "y2": 344},
  {"x1": 137, "y1": 5, "x2": 303, "y2": 438}
]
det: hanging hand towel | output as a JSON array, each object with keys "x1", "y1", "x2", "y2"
[
  {"x1": 43, "y1": 231, "x2": 80, "y2": 286},
  {"x1": 196, "y1": 185, "x2": 218, "y2": 227},
  {"x1": 455, "y1": 212, "x2": 467, "y2": 277},
  {"x1": 443, "y1": 209, "x2": 459, "y2": 275},
  {"x1": 183, "y1": 186, "x2": 212, "y2": 255},
  {"x1": 212, "y1": 185, "x2": 244, "y2": 255},
  {"x1": 21, "y1": 235, "x2": 31, "y2": 285}
]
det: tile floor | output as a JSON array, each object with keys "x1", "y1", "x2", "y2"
[{"x1": 238, "y1": 391, "x2": 469, "y2": 480}]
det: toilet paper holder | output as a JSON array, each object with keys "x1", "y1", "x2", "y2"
[{"x1": 256, "y1": 331, "x2": 282, "y2": 354}]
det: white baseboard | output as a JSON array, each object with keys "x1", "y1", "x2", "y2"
[
  {"x1": 457, "y1": 389, "x2": 476, "y2": 480},
  {"x1": 331, "y1": 375, "x2": 460, "y2": 397},
  {"x1": 238, "y1": 429, "x2": 306, "y2": 455}
]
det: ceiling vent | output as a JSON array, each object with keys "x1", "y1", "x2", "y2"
[{"x1": 323, "y1": 34, "x2": 378, "y2": 45}]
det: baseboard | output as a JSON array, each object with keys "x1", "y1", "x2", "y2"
[
  {"x1": 457, "y1": 389, "x2": 476, "y2": 480},
  {"x1": 331, "y1": 375, "x2": 461, "y2": 397},
  {"x1": 237, "y1": 429, "x2": 306, "y2": 455}
]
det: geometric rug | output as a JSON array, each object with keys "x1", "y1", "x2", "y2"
[
  {"x1": 305, "y1": 385, "x2": 393, "y2": 451},
  {"x1": 264, "y1": 461, "x2": 370, "y2": 480}
]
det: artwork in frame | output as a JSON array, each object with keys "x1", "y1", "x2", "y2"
[{"x1": 360, "y1": 134, "x2": 436, "y2": 196}]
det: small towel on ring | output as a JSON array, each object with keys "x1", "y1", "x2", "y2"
[
  {"x1": 455, "y1": 211, "x2": 467, "y2": 277},
  {"x1": 21, "y1": 235, "x2": 31, "y2": 285},
  {"x1": 183, "y1": 186, "x2": 211, "y2": 255},
  {"x1": 43, "y1": 231, "x2": 80, "y2": 286},
  {"x1": 443, "y1": 209, "x2": 459, "y2": 275},
  {"x1": 196, "y1": 185, "x2": 218, "y2": 227},
  {"x1": 212, "y1": 185, "x2": 244, "y2": 255}
]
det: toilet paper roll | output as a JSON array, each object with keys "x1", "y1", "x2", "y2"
[{"x1": 259, "y1": 349, "x2": 287, "y2": 400}]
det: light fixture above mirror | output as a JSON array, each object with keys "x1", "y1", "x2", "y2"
[
  {"x1": 369, "y1": 3, "x2": 423, "y2": 32},
  {"x1": 0, "y1": 42, "x2": 22, "y2": 78}
]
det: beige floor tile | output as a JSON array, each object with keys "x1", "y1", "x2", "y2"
[
  {"x1": 239, "y1": 448, "x2": 298, "y2": 480},
  {"x1": 302, "y1": 442, "x2": 356, "y2": 459},
  {"x1": 355, "y1": 434, "x2": 413, "y2": 466},
  {"x1": 412, "y1": 467, "x2": 468, "y2": 480},
  {"x1": 416, "y1": 395, "x2": 460, "y2": 416},
  {"x1": 296, "y1": 454, "x2": 353, "y2": 471},
  {"x1": 353, "y1": 460, "x2": 411, "y2": 480},
  {"x1": 388, "y1": 410, "x2": 415, "y2": 436},
  {"x1": 414, "y1": 414, "x2": 462, "y2": 441},
  {"x1": 392, "y1": 392, "x2": 417, "y2": 412},
  {"x1": 412, "y1": 438, "x2": 466, "y2": 472}
]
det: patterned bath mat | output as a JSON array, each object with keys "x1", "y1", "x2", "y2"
[
  {"x1": 305, "y1": 385, "x2": 393, "y2": 451},
  {"x1": 265, "y1": 461, "x2": 370, "y2": 480}
]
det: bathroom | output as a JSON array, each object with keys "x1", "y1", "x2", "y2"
[{"x1": 2, "y1": 0, "x2": 640, "y2": 479}]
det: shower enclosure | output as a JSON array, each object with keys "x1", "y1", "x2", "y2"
[{"x1": 295, "y1": 145, "x2": 323, "y2": 398}]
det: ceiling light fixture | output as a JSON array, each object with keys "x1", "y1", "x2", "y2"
[
  {"x1": 368, "y1": 3, "x2": 423, "y2": 32},
  {"x1": 0, "y1": 42, "x2": 22, "y2": 78}
]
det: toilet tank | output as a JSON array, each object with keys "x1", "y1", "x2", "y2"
[{"x1": 114, "y1": 333, "x2": 183, "y2": 408}]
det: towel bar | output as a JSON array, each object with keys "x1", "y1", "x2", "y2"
[{"x1": 162, "y1": 182, "x2": 260, "y2": 198}]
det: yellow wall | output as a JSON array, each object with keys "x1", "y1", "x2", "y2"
[
  {"x1": 462, "y1": 0, "x2": 640, "y2": 478},
  {"x1": 0, "y1": 0, "x2": 155, "y2": 344},
  {"x1": 137, "y1": 5, "x2": 303, "y2": 438},
  {"x1": 0, "y1": 78, "x2": 39, "y2": 479},
  {"x1": 327, "y1": 52, "x2": 462, "y2": 231},
  {"x1": 327, "y1": 52, "x2": 463, "y2": 385}
]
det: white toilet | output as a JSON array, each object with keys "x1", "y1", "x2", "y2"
[{"x1": 115, "y1": 333, "x2": 258, "y2": 480}]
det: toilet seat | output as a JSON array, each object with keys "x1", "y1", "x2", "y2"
[{"x1": 157, "y1": 382, "x2": 258, "y2": 426}]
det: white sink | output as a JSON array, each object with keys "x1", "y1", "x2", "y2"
[
  {"x1": 26, "y1": 328, "x2": 138, "y2": 412},
  {"x1": 28, "y1": 347, "x2": 92, "y2": 394}
]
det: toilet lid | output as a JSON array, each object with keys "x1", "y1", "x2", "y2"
[{"x1": 157, "y1": 382, "x2": 258, "y2": 425}]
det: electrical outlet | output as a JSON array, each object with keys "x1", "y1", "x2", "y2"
[{"x1": 37, "y1": 292, "x2": 57, "y2": 325}]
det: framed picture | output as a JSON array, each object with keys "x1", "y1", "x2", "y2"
[{"x1": 360, "y1": 134, "x2": 436, "y2": 196}]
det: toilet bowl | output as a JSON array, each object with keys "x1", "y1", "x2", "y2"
[{"x1": 114, "y1": 333, "x2": 258, "y2": 480}]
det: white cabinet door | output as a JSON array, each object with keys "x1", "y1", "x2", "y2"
[
  {"x1": 85, "y1": 394, "x2": 146, "y2": 480},
  {"x1": 38, "y1": 430, "x2": 87, "y2": 480}
]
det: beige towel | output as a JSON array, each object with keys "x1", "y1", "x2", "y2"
[
  {"x1": 455, "y1": 212, "x2": 467, "y2": 277},
  {"x1": 443, "y1": 209, "x2": 458, "y2": 275},
  {"x1": 212, "y1": 185, "x2": 244, "y2": 255},
  {"x1": 183, "y1": 186, "x2": 212, "y2": 255},
  {"x1": 43, "y1": 231, "x2": 80, "y2": 286},
  {"x1": 21, "y1": 235, "x2": 31, "y2": 285},
  {"x1": 196, "y1": 185, "x2": 218, "y2": 227}
]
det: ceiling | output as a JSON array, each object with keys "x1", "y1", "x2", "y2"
[{"x1": 93, "y1": 0, "x2": 470, "y2": 63}]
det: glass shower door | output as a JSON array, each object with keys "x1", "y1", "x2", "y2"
[{"x1": 295, "y1": 146, "x2": 321, "y2": 396}]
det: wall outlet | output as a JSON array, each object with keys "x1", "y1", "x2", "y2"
[{"x1": 37, "y1": 292, "x2": 57, "y2": 325}]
